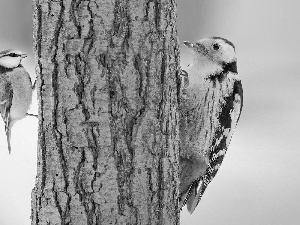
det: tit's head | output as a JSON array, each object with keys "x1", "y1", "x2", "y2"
[
  {"x1": 184, "y1": 37, "x2": 236, "y2": 65},
  {"x1": 0, "y1": 49, "x2": 27, "y2": 69}
]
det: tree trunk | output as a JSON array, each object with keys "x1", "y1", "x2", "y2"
[{"x1": 31, "y1": 0, "x2": 180, "y2": 224}]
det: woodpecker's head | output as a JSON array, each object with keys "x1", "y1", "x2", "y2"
[
  {"x1": 184, "y1": 37, "x2": 237, "y2": 73},
  {"x1": 0, "y1": 49, "x2": 27, "y2": 69}
]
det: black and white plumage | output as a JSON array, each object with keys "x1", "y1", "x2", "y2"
[
  {"x1": 179, "y1": 37, "x2": 243, "y2": 213},
  {"x1": 0, "y1": 49, "x2": 33, "y2": 153}
]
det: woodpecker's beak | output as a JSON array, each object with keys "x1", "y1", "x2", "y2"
[
  {"x1": 21, "y1": 54, "x2": 27, "y2": 58},
  {"x1": 183, "y1": 41, "x2": 194, "y2": 48}
]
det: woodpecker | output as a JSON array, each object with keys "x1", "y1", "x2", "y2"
[
  {"x1": 179, "y1": 37, "x2": 243, "y2": 213},
  {"x1": 0, "y1": 49, "x2": 33, "y2": 153}
]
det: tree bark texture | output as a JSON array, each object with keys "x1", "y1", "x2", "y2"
[{"x1": 31, "y1": 0, "x2": 180, "y2": 224}]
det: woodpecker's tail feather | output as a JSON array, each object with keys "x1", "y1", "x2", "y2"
[
  {"x1": 179, "y1": 179, "x2": 201, "y2": 213},
  {"x1": 179, "y1": 185, "x2": 192, "y2": 210},
  {"x1": 179, "y1": 178, "x2": 209, "y2": 214},
  {"x1": 186, "y1": 180, "x2": 206, "y2": 214}
]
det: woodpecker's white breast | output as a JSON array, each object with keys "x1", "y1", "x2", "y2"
[
  {"x1": 185, "y1": 52, "x2": 224, "y2": 90},
  {"x1": 6, "y1": 67, "x2": 32, "y2": 120}
]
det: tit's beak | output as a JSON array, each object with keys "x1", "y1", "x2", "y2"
[
  {"x1": 183, "y1": 41, "x2": 194, "y2": 48},
  {"x1": 21, "y1": 54, "x2": 27, "y2": 58}
]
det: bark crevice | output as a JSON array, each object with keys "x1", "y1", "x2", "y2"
[{"x1": 32, "y1": 1, "x2": 180, "y2": 224}]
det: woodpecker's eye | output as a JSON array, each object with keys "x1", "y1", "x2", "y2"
[
  {"x1": 8, "y1": 53, "x2": 19, "y2": 57},
  {"x1": 212, "y1": 43, "x2": 220, "y2": 50}
]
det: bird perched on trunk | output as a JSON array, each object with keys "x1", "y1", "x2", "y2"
[
  {"x1": 0, "y1": 49, "x2": 33, "y2": 153},
  {"x1": 179, "y1": 37, "x2": 243, "y2": 214}
]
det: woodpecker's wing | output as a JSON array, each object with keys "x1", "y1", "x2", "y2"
[
  {"x1": 182, "y1": 72, "x2": 243, "y2": 214},
  {"x1": 0, "y1": 80, "x2": 13, "y2": 153}
]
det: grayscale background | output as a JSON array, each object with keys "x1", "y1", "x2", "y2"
[{"x1": 0, "y1": 1, "x2": 299, "y2": 224}]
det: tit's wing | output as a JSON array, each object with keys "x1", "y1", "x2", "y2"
[
  {"x1": 183, "y1": 74, "x2": 243, "y2": 214},
  {"x1": 0, "y1": 80, "x2": 13, "y2": 153}
]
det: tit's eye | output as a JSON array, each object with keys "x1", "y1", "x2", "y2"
[
  {"x1": 212, "y1": 43, "x2": 220, "y2": 50},
  {"x1": 8, "y1": 53, "x2": 19, "y2": 57}
]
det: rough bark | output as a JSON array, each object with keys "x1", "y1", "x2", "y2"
[{"x1": 31, "y1": 0, "x2": 180, "y2": 224}]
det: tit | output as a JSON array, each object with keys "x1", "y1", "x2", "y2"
[
  {"x1": 179, "y1": 37, "x2": 243, "y2": 213},
  {"x1": 0, "y1": 49, "x2": 33, "y2": 153}
]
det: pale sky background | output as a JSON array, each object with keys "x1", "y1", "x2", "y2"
[{"x1": 0, "y1": 1, "x2": 300, "y2": 225}]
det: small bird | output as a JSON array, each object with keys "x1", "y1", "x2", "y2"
[
  {"x1": 179, "y1": 37, "x2": 243, "y2": 213},
  {"x1": 0, "y1": 49, "x2": 33, "y2": 153}
]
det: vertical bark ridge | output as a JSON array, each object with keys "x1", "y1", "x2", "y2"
[{"x1": 32, "y1": 0, "x2": 180, "y2": 224}]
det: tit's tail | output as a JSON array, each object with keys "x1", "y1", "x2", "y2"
[{"x1": 5, "y1": 119, "x2": 15, "y2": 154}]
